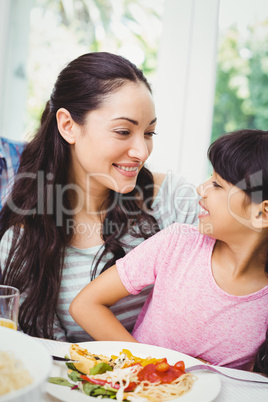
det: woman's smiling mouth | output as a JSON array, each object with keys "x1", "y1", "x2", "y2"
[{"x1": 113, "y1": 162, "x2": 141, "y2": 177}]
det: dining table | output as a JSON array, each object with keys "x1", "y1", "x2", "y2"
[{"x1": 38, "y1": 338, "x2": 268, "y2": 402}]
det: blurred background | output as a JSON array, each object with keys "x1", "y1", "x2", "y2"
[{"x1": 0, "y1": 0, "x2": 268, "y2": 185}]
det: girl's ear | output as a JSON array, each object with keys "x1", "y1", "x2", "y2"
[
  {"x1": 56, "y1": 108, "x2": 76, "y2": 144},
  {"x1": 262, "y1": 201, "x2": 268, "y2": 228},
  {"x1": 252, "y1": 201, "x2": 268, "y2": 229}
]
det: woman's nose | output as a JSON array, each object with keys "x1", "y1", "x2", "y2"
[{"x1": 128, "y1": 136, "x2": 151, "y2": 162}]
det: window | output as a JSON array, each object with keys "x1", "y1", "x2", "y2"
[
  {"x1": 26, "y1": 0, "x2": 164, "y2": 139},
  {"x1": 212, "y1": 0, "x2": 268, "y2": 142},
  {"x1": 1, "y1": 0, "x2": 164, "y2": 141}
]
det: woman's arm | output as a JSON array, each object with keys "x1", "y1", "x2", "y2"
[{"x1": 69, "y1": 265, "x2": 138, "y2": 342}]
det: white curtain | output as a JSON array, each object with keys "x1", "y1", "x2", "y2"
[{"x1": 149, "y1": 0, "x2": 220, "y2": 185}]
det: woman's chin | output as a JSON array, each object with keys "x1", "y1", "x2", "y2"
[
  {"x1": 113, "y1": 180, "x2": 138, "y2": 195},
  {"x1": 116, "y1": 185, "x2": 136, "y2": 195}
]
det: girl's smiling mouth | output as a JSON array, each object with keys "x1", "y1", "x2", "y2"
[{"x1": 198, "y1": 201, "x2": 210, "y2": 218}]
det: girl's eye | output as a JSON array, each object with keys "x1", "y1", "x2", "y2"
[
  {"x1": 212, "y1": 181, "x2": 222, "y2": 188},
  {"x1": 145, "y1": 132, "x2": 157, "y2": 138}
]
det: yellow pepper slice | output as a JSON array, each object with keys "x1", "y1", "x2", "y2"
[{"x1": 112, "y1": 349, "x2": 164, "y2": 367}]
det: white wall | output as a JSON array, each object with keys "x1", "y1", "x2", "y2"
[
  {"x1": 0, "y1": 0, "x2": 11, "y2": 115},
  {"x1": 0, "y1": 0, "x2": 33, "y2": 140},
  {"x1": 149, "y1": 0, "x2": 220, "y2": 186}
]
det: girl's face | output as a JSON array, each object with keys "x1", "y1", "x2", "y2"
[
  {"x1": 70, "y1": 82, "x2": 156, "y2": 197},
  {"x1": 197, "y1": 171, "x2": 256, "y2": 241}
]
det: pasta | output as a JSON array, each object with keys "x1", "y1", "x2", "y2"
[
  {"x1": 82, "y1": 363, "x2": 195, "y2": 401},
  {"x1": 127, "y1": 374, "x2": 196, "y2": 401},
  {"x1": 49, "y1": 346, "x2": 196, "y2": 401},
  {"x1": 0, "y1": 350, "x2": 33, "y2": 396}
]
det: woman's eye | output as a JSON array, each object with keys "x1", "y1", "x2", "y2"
[
  {"x1": 145, "y1": 132, "x2": 157, "y2": 137},
  {"x1": 116, "y1": 130, "x2": 130, "y2": 136},
  {"x1": 212, "y1": 181, "x2": 222, "y2": 188}
]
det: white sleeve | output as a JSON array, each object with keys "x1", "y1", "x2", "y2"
[
  {"x1": 0, "y1": 228, "x2": 14, "y2": 276},
  {"x1": 152, "y1": 173, "x2": 199, "y2": 229}
]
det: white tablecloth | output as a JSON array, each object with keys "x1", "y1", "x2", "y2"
[{"x1": 38, "y1": 339, "x2": 268, "y2": 402}]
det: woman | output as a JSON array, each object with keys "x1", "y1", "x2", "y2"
[{"x1": 0, "y1": 52, "x2": 197, "y2": 341}]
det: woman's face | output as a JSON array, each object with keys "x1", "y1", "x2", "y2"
[{"x1": 70, "y1": 82, "x2": 156, "y2": 196}]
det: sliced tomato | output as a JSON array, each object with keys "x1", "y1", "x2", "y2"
[
  {"x1": 157, "y1": 358, "x2": 168, "y2": 364},
  {"x1": 80, "y1": 375, "x2": 138, "y2": 392},
  {"x1": 155, "y1": 361, "x2": 170, "y2": 372},
  {"x1": 174, "y1": 361, "x2": 185, "y2": 372},
  {"x1": 124, "y1": 381, "x2": 138, "y2": 391},
  {"x1": 80, "y1": 375, "x2": 120, "y2": 389}
]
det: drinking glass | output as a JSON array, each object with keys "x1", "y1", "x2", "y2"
[{"x1": 0, "y1": 285, "x2": 20, "y2": 330}]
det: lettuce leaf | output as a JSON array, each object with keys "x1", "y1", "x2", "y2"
[
  {"x1": 90, "y1": 362, "x2": 113, "y2": 375},
  {"x1": 48, "y1": 377, "x2": 74, "y2": 388}
]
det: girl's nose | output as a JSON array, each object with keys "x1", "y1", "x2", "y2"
[
  {"x1": 197, "y1": 180, "x2": 210, "y2": 198},
  {"x1": 128, "y1": 136, "x2": 151, "y2": 162},
  {"x1": 196, "y1": 184, "x2": 203, "y2": 198}
]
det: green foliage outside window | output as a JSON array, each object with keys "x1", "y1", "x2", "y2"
[
  {"x1": 211, "y1": 19, "x2": 268, "y2": 143},
  {"x1": 26, "y1": 0, "x2": 163, "y2": 138},
  {"x1": 27, "y1": 1, "x2": 268, "y2": 145}
]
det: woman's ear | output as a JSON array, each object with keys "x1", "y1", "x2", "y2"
[{"x1": 56, "y1": 108, "x2": 76, "y2": 144}]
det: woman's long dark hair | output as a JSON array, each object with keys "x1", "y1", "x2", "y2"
[
  {"x1": 208, "y1": 129, "x2": 268, "y2": 375},
  {"x1": 0, "y1": 52, "x2": 160, "y2": 339}
]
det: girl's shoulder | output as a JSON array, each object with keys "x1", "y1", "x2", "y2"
[{"x1": 161, "y1": 222, "x2": 215, "y2": 250}]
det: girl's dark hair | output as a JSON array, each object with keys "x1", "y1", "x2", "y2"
[
  {"x1": 208, "y1": 128, "x2": 268, "y2": 375},
  {"x1": 0, "y1": 52, "x2": 159, "y2": 339}
]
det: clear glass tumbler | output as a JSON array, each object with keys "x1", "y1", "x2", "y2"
[{"x1": 0, "y1": 285, "x2": 20, "y2": 330}]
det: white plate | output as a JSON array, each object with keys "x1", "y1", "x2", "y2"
[
  {"x1": 46, "y1": 341, "x2": 221, "y2": 402},
  {"x1": 0, "y1": 327, "x2": 52, "y2": 402}
]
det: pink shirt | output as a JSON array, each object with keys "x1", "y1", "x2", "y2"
[{"x1": 116, "y1": 223, "x2": 268, "y2": 370}]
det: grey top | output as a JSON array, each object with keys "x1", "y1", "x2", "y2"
[{"x1": 0, "y1": 173, "x2": 198, "y2": 342}]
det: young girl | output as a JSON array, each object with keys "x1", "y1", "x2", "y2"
[{"x1": 69, "y1": 129, "x2": 268, "y2": 375}]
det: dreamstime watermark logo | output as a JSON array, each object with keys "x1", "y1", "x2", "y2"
[{"x1": 4, "y1": 170, "x2": 199, "y2": 227}]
